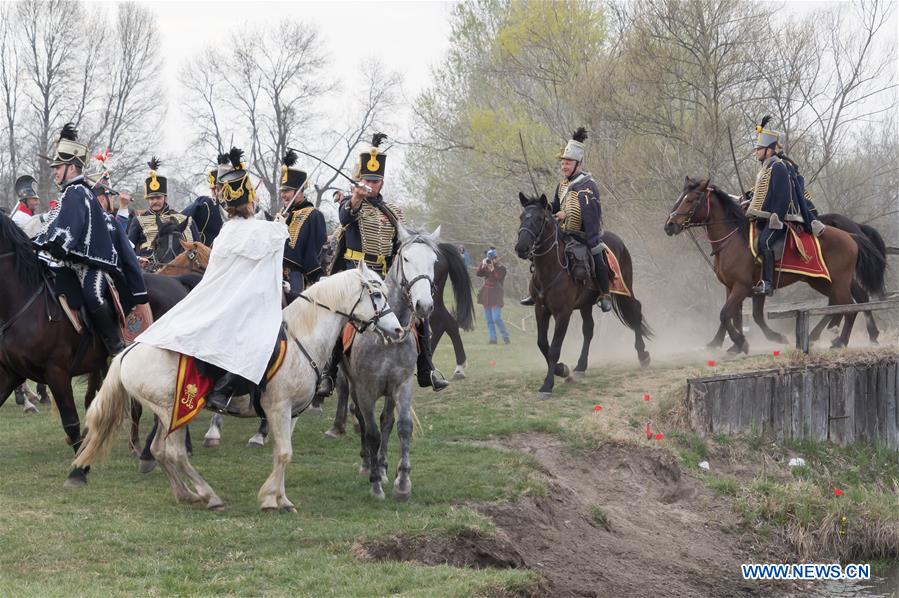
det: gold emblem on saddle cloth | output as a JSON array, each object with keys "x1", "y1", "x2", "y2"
[
  {"x1": 182, "y1": 383, "x2": 198, "y2": 410},
  {"x1": 287, "y1": 207, "x2": 315, "y2": 249}
]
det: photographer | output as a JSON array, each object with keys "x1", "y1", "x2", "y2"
[{"x1": 476, "y1": 247, "x2": 510, "y2": 345}]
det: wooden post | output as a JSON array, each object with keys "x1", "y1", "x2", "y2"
[{"x1": 795, "y1": 310, "x2": 810, "y2": 353}]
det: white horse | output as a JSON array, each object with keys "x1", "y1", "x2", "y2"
[{"x1": 73, "y1": 264, "x2": 402, "y2": 512}]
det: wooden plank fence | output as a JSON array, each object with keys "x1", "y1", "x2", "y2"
[
  {"x1": 768, "y1": 299, "x2": 899, "y2": 353},
  {"x1": 686, "y1": 358, "x2": 899, "y2": 449}
]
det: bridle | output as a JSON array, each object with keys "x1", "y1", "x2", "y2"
[
  {"x1": 518, "y1": 203, "x2": 569, "y2": 272},
  {"x1": 155, "y1": 247, "x2": 207, "y2": 275},
  {"x1": 669, "y1": 186, "x2": 743, "y2": 269},
  {"x1": 298, "y1": 275, "x2": 393, "y2": 334},
  {"x1": 394, "y1": 235, "x2": 437, "y2": 310}
]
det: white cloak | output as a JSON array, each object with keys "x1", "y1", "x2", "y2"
[{"x1": 136, "y1": 217, "x2": 289, "y2": 383}]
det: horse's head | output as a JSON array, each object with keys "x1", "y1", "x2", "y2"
[
  {"x1": 152, "y1": 216, "x2": 189, "y2": 263},
  {"x1": 393, "y1": 223, "x2": 441, "y2": 318},
  {"x1": 354, "y1": 261, "x2": 402, "y2": 340},
  {"x1": 665, "y1": 176, "x2": 710, "y2": 236},
  {"x1": 515, "y1": 192, "x2": 552, "y2": 259},
  {"x1": 179, "y1": 239, "x2": 210, "y2": 272}
]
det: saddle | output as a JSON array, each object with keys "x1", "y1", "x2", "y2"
[
  {"x1": 749, "y1": 222, "x2": 830, "y2": 282},
  {"x1": 562, "y1": 234, "x2": 631, "y2": 297}
]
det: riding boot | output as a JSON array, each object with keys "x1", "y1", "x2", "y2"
[
  {"x1": 315, "y1": 339, "x2": 344, "y2": 398},
  {"x1": 205, "y1": 372, "x2": 242, "y2": 415},
  {"x1": 592, "y1": 248, "x2": 612, "y2": 313},
  {"x1": 752, "y1": 250, "x2": 776, "y2": 296},
  {"x1": 416, "y1": 319, "x2": 449, "y2": 391},
  {"x1": 519, "y1": 295, "x2": 535, "y2": 306},
  {"x1": 89, "y1": 306, "x2": 125, "y2": 355}
]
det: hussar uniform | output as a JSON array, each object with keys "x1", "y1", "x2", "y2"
[
  {"x1": 11, "y1": 176, "x2": 39, "y2": 227},
  {"x1": 127, "y1": 158, "x2": 199, "y2": 257},
  {"x1": 279, "y1": 149, "x2": 326, "y2": 302}
]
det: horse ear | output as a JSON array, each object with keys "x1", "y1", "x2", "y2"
[
  {"x1": 683, "y1": 175, "x2": 691, "y2": 188},
  {"x1": 178, "y1": 217, "x2": 189, "y2": 232},
  {"x1": 396, "y1": 222, "x2": 411, "y2": 243},
  {"x1": 518, "y1": 192, "x2": 528, "y2": 207},
  {"x1": 539, "y1": 194, "x2": 549, "y2": 208},
  {"x1": 428, "y1": 224, "x2": 442, "y2": 241},
  {"x1": 358, "y1": 259, "x2": 368, "y2": 274},
  {"x1": 698, "y1": 179, "x2": 709, "y2": 190},
  {"x1": 179, "y1": 239, "x2": 190, "y2": 250}
]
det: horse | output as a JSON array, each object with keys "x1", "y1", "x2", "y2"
[
  {"x1": 145, "y1": 214, "x2": 191, "y2": 270},
  {"x1": 705, "y1": 213, "x2": 887, "y2": 350},
  {"x1": 429, "y1": 243, "x2": 476, "y2": 380},
  {"x1": 664, "y1": 177, "x2": 882, "y2": 352},
  {"x1": 155, "y1": 240, "x2": 210, "y2": 276},
  {"x1": 0, "y1": 212, "x2": 194, "y2": 487},
  {"x1": 329, "y1": 225, "x2": 442, "y2": 500},
  {"x1": 322, "y1": 240, "x2": 473, "y2": 440},
  {"x1": 514, "y1": 193, "x2": 652, "y2": 399},
  {"x1": 73, "y1": 264, "x2": 403, "y2": 511}
]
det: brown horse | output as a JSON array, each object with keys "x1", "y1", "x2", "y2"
[
  {"x1": 0, "y1": 212, "x2": 194, "y2": 487},
  {"x1": 664, "y1": 178, "x2": 882, "y2": 352},
  {"x1": 155, "y1": 240, "x2": 210, "y2": 276},
  {"x1": 515, "y1": 193, "x2": 651, "y2": 399}
]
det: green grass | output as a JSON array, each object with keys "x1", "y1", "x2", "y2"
[
  {"x1": 2, "y1": 305, "x2": 897, "y2": 594},
  {"x1": 588, "y1": 505, "x2": 610, "y2": 530}
]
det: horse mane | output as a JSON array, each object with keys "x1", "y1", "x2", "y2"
[
  {"x1": 709, "y1": 186, "x2": 749, "y2": 241},
  {"x1": 0, "y1": 211, "x2": 44, "y2": 288}
]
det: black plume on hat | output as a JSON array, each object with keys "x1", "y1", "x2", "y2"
[
  {"x1": 572, "y1": 127, "x2": 588, "y2": 142},
  {"x1": 759, "y1": 115, "x2": 772, "y2": 128},
  {"x1": 282, "y1": 149, "x2": 298, "y2": 167},
  {"x1": 371, "y1": 133, "x2": 387, "y2": 148},
  {"x1": 147, "y1": 156, "x2": 161, "y2": 171},
  {"x1": 216, "y1": 152, "x2": 229, "y2": 165},
  {"x1": 60, "y1": 122, "x2": 78, "y2": 141},
  {"x1": 227, "y1": 146, "x2": 244, "y2": 169}
]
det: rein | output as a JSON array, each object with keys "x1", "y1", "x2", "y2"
[
  {"x1": 297, "y1": 280, "x2": 392, "y2": 334},
  {"x1": 674, "y1": 188, "x2": 743, "y2": 269},
  {"x1": 519, "y1": 205, "x2": 570, "y2": 296}
]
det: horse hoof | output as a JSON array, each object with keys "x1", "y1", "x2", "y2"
[
  {"x1": 452, "y1": 370, "x2": 466, "y2": 381},
  {"x1": 138, "y1": 459, "x2": 157, "y2": 474},
  {"x1": 639, "y1": 354, "x2": 651, "y2": 368},
  {"x1": 262, "y1": 506, "x2": 278, "y2": 514},
  {"x1": 393, "y1": 489, "x2": 411, "y2": 502},
  {"x1": 554, "y1": 363, "x2": 570, "y2": 378},
  {"x1": 246, "y1": 441, "x2": 264, "y2": 448},
  {"x1": 63, "y1": 472, "x2": 86, "y2": 489},
  {"x1": 571, "y1": 370, "x2": 586, "y2": 379},
  {"x1": 307, "y1": 404, "x2": 323, "y2": 414},
  {"x1": 208, "y1": 503, "x2": 225, "y2": 512},
  {"x1": 279, "y1": 505, "x2": 297, "y2": 514},
  {"x1": 324, "y1": 427, "x2": 344, "y2": 439},
  {"x1": 371, "y1": 487, "x2": 386, "y2": 500},
  {"x1": 23, "y1": 405, "x2": 38, "y2": 414},
  {"x1": 536, "y1": 391, "x2": 552, "y2": 400},
  {"x1": 726, "y1": 344, "x2": 742, "y2": 355},
  {"x1": 203, "y1": 438, "x2": 220, "y2": 448}
]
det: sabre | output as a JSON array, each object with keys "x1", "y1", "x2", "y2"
[
  {"x1": 286, "y1": 146, "x2": 372, "y2": 194},
  {"x1": 518, "y1": 130, "x2": 540, "y2": 199},
  {"x1": 727, "y1": 125, "x2": 747, "y2": 198}
]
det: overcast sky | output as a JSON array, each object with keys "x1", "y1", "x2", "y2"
[{"x1": 147, "y1": 0, "x2": 454, "y2": 204}]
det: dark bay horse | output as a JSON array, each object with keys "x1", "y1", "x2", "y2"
[
  {"x1": 706, "y1": 213, "x2": 887, "y2": 349},
  {"x1": 0, "y1": 212, "x2": 193, "y2": 487},
  {"x1": 514, "y1": 193, "x2": 652, "y2": 399},
  {"x1": 665, "y1": 178, "x2": 883, "y2": 352}
]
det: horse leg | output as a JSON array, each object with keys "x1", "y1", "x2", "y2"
[
  {"x1": 851, "y1": 283, "x2": 879, "y2": 344},
  {"x1": 831, "y1": 283, "x2": 858, "y2": 349},
  {"x1": 45, "y1": 368, "x2": 89, "y2": 488},
  {"x1": 150, "y1": 420, "x2": 204, "y2": 506},
  {"x1": 377, "y1": 396, "x2": 396, "y2": 485},
  {"x1": 37, "y1": 382, "x2": 50, "y2": 404},
  {"x1": 393, "y1": 380, "x2": 414, "y2": 502},
  {"x1": 443, "y1": 318, "x2": 468, "y2": 380},
  {"x1": 203, "y1": 413, "x2": 223, "y2": 448},
  {"x1": 751, "y1": 294, "x2": 788, "y2": 344},
  {"x1": 355, "y1": 392, "x2": 384, "y2": 499},
  {"x1": 809, "y1": 298, "x2": 836, "y2": 343},
  {"x1": 573, "y1": 306, "x2": 593, "y2": 376},
  {"x1": 247, "y1": 418, "x2": 268, "y2": 448},
  {"x1": 0, "y1": 368, "x2": 25, "y2": 411},
  {"x1": 16, "y1": 384, "x2": 38, "y2": 414},
  {"x1": 325, "y1": 370, "x2": 349, "y2": 439},
  {"x1": 721, "y1": 287, "x2": 749, "y2": 354},
  {"x1": 257, "y1": 400, "x2": 294, "y2": 513},
  {"x1": 139, "y1": 416, "x2": 159, "y2": 474},
  {"x1": 129, "y1": 399, "x2": 143, "y2": 457},
  {"x1": 539, "y1": 311, "x2": 572, "y2": 398},
  {"x1": 707, "y1": 289, "x2": 730, "y2": 349},
  {"x1": 615, "y1": 295, "x2": 651, "y2": 366}
]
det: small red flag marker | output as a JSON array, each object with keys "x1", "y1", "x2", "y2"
[
  {"x1": 489, "y1": 359, "x2": 496, "y2": 366},
  {"x1": 655, "y1": 433, "x2": 664, "y2": 441},
  {"x1": 834, "y1": 487, "x2": 843, "y2": 497},
  {"x1": 707, "y1": 360, "x2": 717, "y2": 367},
  {"x1": 594, "y1": 405, "x2": 602, "y2": 412},
  {"x1": 773, "y1": 350, "x2": 780, "y2": 357},
  {"x1": 642, "y1": 393, "x2": 651, "y2": 401}
]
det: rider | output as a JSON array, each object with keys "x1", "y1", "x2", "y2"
[
  {"x1": 520, "y1": 127, "x2": 611, "y2": 312},
  {"x1": 315, "y1": 133, "x2": 449, "y2": 398},
  {"x1": 11, "y1": 175, "x2": 40, "y2": 227},
  {"x1": 181, "y1": 153, "x2": 228, "y2": 246},
  {"x1": 746, "y1": 116, "x2": 822, "y2": 296},
  {"x1": 278, "y1": 149, "x2": 326, "y2": 302},
  {"x1": 136, "y1": 147, "x2": 289, "y2": 414},
  {"x1": 34, "y1": 123, "x2": 148, "y2": 355},
  {"x1": 127, "y1": 157, "x2": 199, "y2": 258}
]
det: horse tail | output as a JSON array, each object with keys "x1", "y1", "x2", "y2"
[
  {"x1": 859, "y1": 223, "x2": 887, "y2": 262},
  {"x1": 438, "y1": 242, "x2": 475, "y2": 331},
  {"x1": 610, "y1": 294, "x2": 654, "y2": 341},
  {"x1": 852, "y1": 232, "x2": 887, "y2": 299},
  {"x1": 73, "y1": 353, "x2": 129, "y2": 469}
]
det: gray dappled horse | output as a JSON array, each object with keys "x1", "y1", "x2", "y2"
[{"x1": 338, "y1": 225, "x2": 442, "y2": 501}]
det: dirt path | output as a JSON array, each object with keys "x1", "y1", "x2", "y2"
[{"x1": 476, "y1": 433, "x2": 792, "y2": 597}]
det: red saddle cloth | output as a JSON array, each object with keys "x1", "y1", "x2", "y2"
[
  {"x1": 749, "y1": 222, "x2": 831, "y2": 281},
  {"x1": 168, "y1": 331, "x2": 289, "y2": 433},
  {"x1": 604, "y1": 248, "x2": 630, "y2": 297}
]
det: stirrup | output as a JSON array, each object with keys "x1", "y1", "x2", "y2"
[
  {"x1": 430, "y1": 369, "x2": 449, "y2": 392},
  {"x1": 752, "y1": 281, "x2": 774, "y2": 296},
  {"x1": 315, "y1": 374, "x2": 335, "y2": 398},
  {"x1": 519, "y1": 296, "x2": 535, "y2": 306}
]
